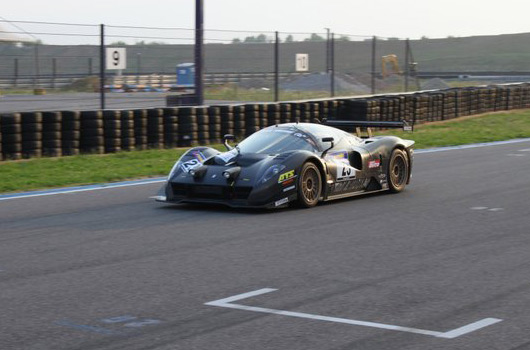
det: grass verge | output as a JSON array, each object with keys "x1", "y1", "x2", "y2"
[
  {"x1": 374, "y1": 110, "x2": 530, "y2": 148},
  {"x1": 1, "y1": 110, "x2": 530, "y2": 194}
]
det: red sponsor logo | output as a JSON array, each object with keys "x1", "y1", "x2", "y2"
[{"x1": 368, "y1": 159, "x2": 380, "y2": 168}]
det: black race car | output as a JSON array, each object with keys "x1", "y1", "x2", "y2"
[{"x1": 154, "y1": 120, "x2": 414, "y2": 208}]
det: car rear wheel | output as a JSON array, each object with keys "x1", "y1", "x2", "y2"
[
  {"x1": 298, "y1": 162, "x2": 322, "y2": 208},
  {"x1": 388, "y1": 149, "x2": 409, "y2": 193}
]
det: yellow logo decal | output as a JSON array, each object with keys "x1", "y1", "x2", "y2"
[{"x1": 278, "y1": 170, "x2": 295, "y2": 183}]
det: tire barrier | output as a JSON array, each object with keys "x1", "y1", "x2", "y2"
[
  {"x1": 162, "y1": 108, "x2": 179, "y2": 148},
  {"x1": 61, "y1": 111, "x2": 80, "y2": 156},
  {"x1": 21, "y1": 112, "x2": 43, "y2": 159},
  {"x1": 208, "y1": 106, "x2": 222, "y2": 144},
  {"x1": 1, "y1": 113, "x2": 22, "y2": 160},
  {"x1": 80, "y1": 111, "x2": 104, "y2": 154},
  {"x1": 147, "y1": 109, "x2": 164, "y2": 149},
  {"x1": 42, "y1": 112, "x2": 62, "y2": 157},
  {"x1": 2, "y1": 83, "x2": 530, "y2": 161},
  {"x1": 133, "y1": 109, "x2": 148, "y2": 150}
]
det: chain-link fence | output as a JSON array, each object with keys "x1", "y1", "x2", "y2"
[{"x1": 2, "y1": 18, "x2": 530, "y2": 113}]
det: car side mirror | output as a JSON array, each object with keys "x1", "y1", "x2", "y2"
[
  {"x1": 321, "y1": 137, "x2": 334, "y2": 158},
  {"x1": 223, "y1": 134, "x2": 235, "y2": 151}
]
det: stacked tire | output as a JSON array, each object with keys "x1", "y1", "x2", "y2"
[
  {"x1": 244, "y1": 104, "x2": 260, "y2": 137},
  {"x1": 196, "y1": 107, "x2": 210, "y2": 145},
  {"x1": 147, "y1": 109, "x2": 164, "y2": 149},
  {"x1": 120, "y1": 110, "x2": 135, "y2": 151},
  {"x1": 220, "y1": 106, "x2": 235, "y2": 139},
  {"x1": 162, "y1": 108, "x2": 179, "y2": 148},
  {"x1": 133, "y1": 109, "x2": 148, "y2": 150},
  {"x1": 208, "y1": 106, "x2": 222, "y2": 144},
  {"x1": 1, "y1": 113, "x2": 22, "y2": 160},
  {"x1": 233, "y1": 105, "x2": 246, "y2": 139},
  {"x1": 103, "y1": 110, "x2": 122, "y2": 153},
  {"x1": 42, "y1": 111, "x2": 62, "y2": 157},
  {"x1": 177, "y1": 107, "x2": 198, "y2": 147},
  {"x1": 258, "y1": 104, "x2": 269, "y2": 129},
  {"x1": 80, "y1": 111, "x2": 104, "y2": 154},
  {"x1": 280, "y1": 103, "x2": 291, "y2": 124},
  {"x1": 267, "y1": 103, "x2": 280, "y2": 126},
  {"x1": 61, "y1": 111, "x2": 80, "y2": 156},
  {"x1": 21, "y1": 112, "x2": 43, "y2": 158}
]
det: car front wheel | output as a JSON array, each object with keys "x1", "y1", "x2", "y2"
[{"x1": 298, "y1": 162, "x2": 322, "y2": 208}]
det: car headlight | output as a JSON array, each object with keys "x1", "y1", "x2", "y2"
[{"x1": 259, "y1": 164, "x2": 286, "y2": 184}]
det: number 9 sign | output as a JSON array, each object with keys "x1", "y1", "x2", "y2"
[{"x1": 106, "y1": 48, "x2": 127, "y2": 70}]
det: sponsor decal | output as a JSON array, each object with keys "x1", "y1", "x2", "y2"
[
  {"x1": 278, "y1": 170, "x2": 295, "y2": 183},
  {"x1": 275, "y1": 197, "x2": 289, "y2": 207},
  {"x1": 181, "y1": 159, "x2": 201, "y2": 172},
  {"x1": 283, "y1": 185, "x2": 296, "y2": 192},
  {"x1": 191, "y1": 150, "x2": 206, "y2": 162},
  {"x1": 327, "y1": 151, "x2": 348, "y2": 160},
  {"x1": 336, "y1": 164, "x2": 357, "y2": 181},
  {"x1": 217, "y1": 151, "x2": 237, "y2": 163},
  {"x1": 368, "y1": 159, "x2": 381, "y2": 169}
]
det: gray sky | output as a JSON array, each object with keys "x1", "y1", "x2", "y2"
[{"x1": 2, "y1": 0, "x2": 530, "y2": 44}]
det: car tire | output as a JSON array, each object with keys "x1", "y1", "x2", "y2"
[
  {"x1": 297, "y1": 162, "x2": 322, "y2": 208},
  {"x1": 388, "y1": 148, "x2": 409, "y2": 193}
]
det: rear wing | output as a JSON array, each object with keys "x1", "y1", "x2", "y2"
[{"x1": 320, "y1": 119, "x2": 413, "y2": 138}]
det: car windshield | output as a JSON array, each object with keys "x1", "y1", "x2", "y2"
[{"x1": 236, "y1": 127, "x2": 318, "y2": 154}]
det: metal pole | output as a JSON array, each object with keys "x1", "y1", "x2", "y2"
[
  {"x1": 137, "y1": 53, "x2": 141, "y2": 85},
  {"x1": 325, "y1": 28, "x2": 330, "y2": 72},
  {"x1": 99, "y1": 24, "x2": 106, "y2": 110},
  {"x1": 194, "y1": 0, "x2": 204, "y2": 106},
  {"x1": 88, "y1": 57, "x2": 93, "y2": 76},
  {"x1": 404, "y1": 38, "x2": 410, "y2": 92},
  {"x1": 274, "y1": 31, "x2": 279, "y2": 102},
  {"x1": 371, "y1": 36, "x2": 376, "y2": 95},
  {"x1": 52, "y1": 58, "x2": 57, "y2": 89},
  {"x1": 34, "y1": 43, "x2": 40, "y2": 90},
  {"x1": 14, "y1": 58, "x2": 18, "y2": 87},
  {"x1": 331, "y1": 33, "x2": 335, "y2": 97}
]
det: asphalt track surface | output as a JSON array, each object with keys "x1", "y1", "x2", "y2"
[{"x1": 1, "y1": 141, "x2": 530, "y2": 350}]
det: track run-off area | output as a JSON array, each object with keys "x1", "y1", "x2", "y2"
[{"x1": 1, "y1": 139, "x2": 530, "y2": 350}]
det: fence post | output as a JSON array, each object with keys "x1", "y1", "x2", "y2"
[
  {"x1": 274, "y1": 31, "x2": 279, "y2": 102},
  {"x1": 331, "y1": 33, "x2": 335, "y2": 97},
  {"x1": 88, "y1": 57, "x2": 93, "y2": 75},
  {"x1": 99, "y1": 24, "x2": 106, "y2": 110},
  {"x1": 194, "y1": 0, "x2": 204, "y2": 106},
  {"x1": 52, "y1": 58, "x2": 57, "y2": 89},
  {"x1": 404, "y1": 38, "x2": 410, "y2": 92},
  {"x1": 371, "y1": 36, "x2": 377, "y2": 95},
  {"x1": 14, "y1": 58, "x2": 19, "y2": 87}
]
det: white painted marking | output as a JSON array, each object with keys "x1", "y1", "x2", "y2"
[
  {"x1": 0, "y1": 178, "x2": 166, "y2": 201},
  {"x1": 507, "y1": 153, "x2": 526, "y2": 157},
  {"x1": 414, "y1": 138, "x2": 530, "y2": 154},
  {"x1": 518, "y1": 148, "x2": 530, "y2": 152},
  {"x1": 470, "y1": 207, "x2": 504, "y2": 212},
  {"x1": 488, "y1": 208, "x2": 504, "y2": 212},
  {"x1": 438, "y1": 318, "x2": 503, "y2": 339},
  {"x1": 205, "y1": 288, "x2": 502, "y2": 339}
]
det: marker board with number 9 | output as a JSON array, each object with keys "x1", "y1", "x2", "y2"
[{"x1": 106, "y1": 48, "x2": 127, "y2": 70}]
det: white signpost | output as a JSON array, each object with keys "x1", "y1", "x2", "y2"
[
  {"x1": 106, "y1": 48, "x2": 127, "y2": 70},
  {"x1": 296, "y1": 53, "x2": 309, "y2": 72}
]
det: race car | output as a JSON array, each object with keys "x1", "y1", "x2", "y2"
[{"x1": 154, "y1": 120, "x2": 414, "y2": 209}]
